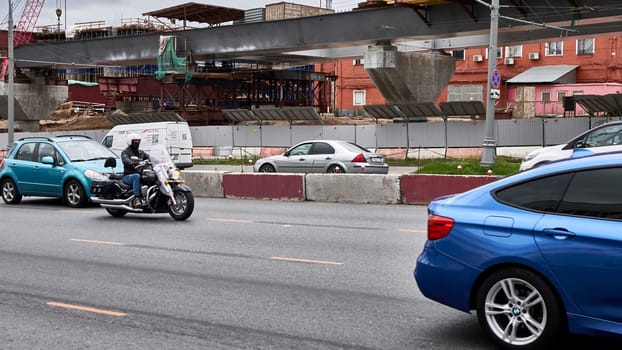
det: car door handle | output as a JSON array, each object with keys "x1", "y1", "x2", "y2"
[
  {"x1": 543, "y1": 227, "x2": 576, "y2": 239},
  {"x1": 324, "y1": 157, "x2": 332, "y2": 160},
  {"x1": 299, "y1": 158, "x2": 305, "y2": 161}
]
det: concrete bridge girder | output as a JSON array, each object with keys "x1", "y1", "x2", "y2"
[{"x1": 364, "y1": 45, "x2": 455, "y2": 105}]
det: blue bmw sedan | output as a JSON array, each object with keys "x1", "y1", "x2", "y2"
[{"x1": 415, "y1": 152, "x2": 622, "y2": 349}]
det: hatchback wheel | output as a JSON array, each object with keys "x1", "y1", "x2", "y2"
[
  {"x1": 1, "y1": 178, "x2": 22, "y2": 204},
  {"x1": 64, "y1": 179, "x2": 87, "y2": 208},
  {"x1": 476, "y1": 268, "x2": 564, "y2": 349}
]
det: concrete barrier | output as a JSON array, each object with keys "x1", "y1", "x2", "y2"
[
  {"x1": 183, "y1": 171, "x2": 501, "y2": 205},
  {"x1": 222, "y1": 173, "x2": 305, "y2": 201},
  {"x1": 182, "y1": 171, "x2": 224, "y2": 198},
  {"x1": 305, "y1": 174, "x2": 401, "y2": 204},
  {"x1": 400, "y1": 174, "x2": 500, "y2": 205}
]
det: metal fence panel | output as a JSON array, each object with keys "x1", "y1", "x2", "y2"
[
  {"x1": 496, "y1": 119, "x2": 542, "y2": 146},
  {"x1": 258, "y1": 126, "x2": 291, "y2": 147},
  {"x1": 446, "y1": 120, "x2": 485, "y2": 147},
  {"x1": 354, "y1": 125, "x2": 378, "y2": 148},
  {"x1": 408, "y1": 122, "x2": 445, "y2": 148},
  {"x1": 291, "y1": 126, "x2": 324, "y2": 146},
  {"x1": 376, "y1": 123, "x2": 407, "y2": 148},
  {"x1": 322, "y1": 125, "x2": 356, "y2": 142},
  {"x1": 232, "y1": 125, "x2": 262, "y2": 147},
  {"x1": 543, "y1": 118, "x2": 589, "y2": 146}
]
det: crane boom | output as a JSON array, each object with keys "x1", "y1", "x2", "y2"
[{"x1": 14, "y1": 0, "x2": 46, "y2": 47}]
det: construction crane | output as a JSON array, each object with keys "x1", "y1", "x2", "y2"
[{"x1": 13, "y1": 0, "x2": 46, "y2": 47}]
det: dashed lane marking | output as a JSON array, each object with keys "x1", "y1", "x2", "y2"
[
  {"x1": 47, "y1": 302, "x2": 127, "y2": 317},
  {"x1": 270, "y1": 256, "x2": 344, "y2": 266}
]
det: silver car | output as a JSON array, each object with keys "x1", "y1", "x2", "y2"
[{"x1": 253, "y1": 140, "x2": 389, "y2": 174}]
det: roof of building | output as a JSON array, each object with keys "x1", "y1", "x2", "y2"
[
  {"x1": 507, "y1": 65, "x2": 579, "y2": 84},
  {"x1": 143, "y1": 2, "x2": 244, "y2": 26}
]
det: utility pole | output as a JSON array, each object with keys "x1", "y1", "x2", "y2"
[
  {"x1": 480, "y1": 0, "x2": 499, "y2": 167},
  {"x1": 8, "y1": 0, "x2": 15, "y2": 146}
]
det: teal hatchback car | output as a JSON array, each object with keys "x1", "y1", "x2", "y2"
[{"x1": 0, "y1": 135, "x2": 123, "y2": 207}]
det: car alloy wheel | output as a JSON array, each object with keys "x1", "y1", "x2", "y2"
[
  {"x1": 476, "y1": 268, "x2": 564, "y2": 349},
  {"x1": 259, "y1": 164, "x2": 276, "y2": 172},
  {"x1": 64, "y1": 179, "x2": 87, "y2": 208},
  {"x1": 1, "y1": 178, "x2": 23, "y2": 204}
]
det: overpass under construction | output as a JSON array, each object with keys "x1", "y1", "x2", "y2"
[{"x1": 5, "y1": 1, "x2": 622, "y2": 129}]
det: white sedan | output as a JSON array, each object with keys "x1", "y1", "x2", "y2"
[{"x1": 520, "y1": 121, "x2": 622, "y2": 171}]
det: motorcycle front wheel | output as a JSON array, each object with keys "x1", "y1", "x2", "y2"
[{"x1": 168, "y1": 190, "x2": 194, "y2": 221}]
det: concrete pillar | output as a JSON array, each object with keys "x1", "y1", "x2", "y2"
[
  {"x1": 0, "y1": 80, "x2": 68, "y2": 132},
  {"x1": 364, "y1": 44, "x2": 456, "y2": 104}
]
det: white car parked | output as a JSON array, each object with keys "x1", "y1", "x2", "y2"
[{"x1": 520, "y1": 121, "x2": 622, "y2": 171}]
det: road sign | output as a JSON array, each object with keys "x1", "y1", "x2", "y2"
[
  {"x1": 491, "y1": 69, "x2": 501, "y2": 89},
  {"x1": 490, "y1": 89, "x2": 500, "y2": 99}
]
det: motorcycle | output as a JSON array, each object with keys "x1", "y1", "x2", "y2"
[{"x1": 89, "y1": 145, "x2": 194, "y2": 220}]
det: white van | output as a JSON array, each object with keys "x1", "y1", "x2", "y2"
[{"x1": 101, "y1": 121, "x2": 193, "y2": 169}]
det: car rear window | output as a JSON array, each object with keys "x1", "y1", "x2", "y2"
[{"x1": 495, "y1": 173, "x2": 572, "y2": 212}]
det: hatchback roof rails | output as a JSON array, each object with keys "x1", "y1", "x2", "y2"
[
  {"x1": 55, "y1": 134, "x2": 92, "y2": 139},
  {"x1": 18, "y1": 136, "x2": 53, "y2": 141}
]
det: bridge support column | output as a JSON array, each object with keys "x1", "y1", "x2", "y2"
[{"x1": 364, "y1": 44, "x2": 455, "y2": 104}]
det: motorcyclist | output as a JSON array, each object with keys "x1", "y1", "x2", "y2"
[{"x1": 121, "y1": 133, "x2": 150, "y2": 206}]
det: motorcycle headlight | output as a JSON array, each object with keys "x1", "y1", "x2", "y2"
[
  {"x1": 84, "y1": 169, "x2": 108, "y2": 181},
  {"x1": 171, "y1": 169, "x2": 182, "y2": 180}
]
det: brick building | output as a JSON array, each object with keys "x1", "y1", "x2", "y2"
[{"x1": 320, "y1": 33, "x2": 622, "y2": 118}]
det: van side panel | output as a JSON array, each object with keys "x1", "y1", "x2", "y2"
[{"x1": 101, "y1": 122, "x2": 193, "y2": 168}]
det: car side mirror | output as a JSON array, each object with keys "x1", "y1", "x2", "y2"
[
  {"x1": 104, "y1": 157, "x2": 117, "y2": 168},
  {"x1": 575, "y1": 140, "x2": 585, "y2": 148},
  {"x1": 284, "y1": 151, "x2": 290, "y2": 157},
  {"x1": 41, "y1": 156, "x2": 55, "y2": 165}
]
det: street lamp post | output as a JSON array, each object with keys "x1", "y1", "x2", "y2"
[
  {"x1": 480, "y1": 0, "x2": 499, "y2": 167},
  {"x1": 7, "y1": 0, "x2": 15, "y2": 147}
]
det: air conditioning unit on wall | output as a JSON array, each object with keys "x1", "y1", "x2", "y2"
[
  {"x1": 473, "y1": 55, "x2": 483, "y2": 62},
  {"x1": 528, "y1": 52, "x2": 540, "y2": 60},
  {"x1": 504, "y1": 57, "x2": 515, "y2": 65}
]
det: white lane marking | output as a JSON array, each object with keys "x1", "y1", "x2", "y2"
[
  {"x1": 70, "y1": 239, "x2": 125, "y2": 246},
  {"x1": 270, "y1": 256, "x2": 344, "y2": 266}
]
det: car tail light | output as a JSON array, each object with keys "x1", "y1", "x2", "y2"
[
  {"x1": 351, "y1": 153, "x2": 366, "y2": 163},
  {"x1": 427, "y1": 214, "x2": 454, "y2": 240},
  {"x1": 0, "y1": 159, "x2": 4, "y2": 169}
]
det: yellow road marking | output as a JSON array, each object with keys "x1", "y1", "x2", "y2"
[
  {"x1": 271, "y1": 256, "x2": 344, "y2": 266},
  {"x1": 47, "y1": 302, "x2": 127, "y2": 317},
  {"x1": 400, "y1": 229, "x2": 426, "y2": 233},
  {"x1": 70, "y1": 239, "x2": 125, "y2": 246},
  {"x1": 208, "y1": 218, "x2": 254, "y2": 223}
]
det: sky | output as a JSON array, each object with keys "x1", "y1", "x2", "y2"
[{"x1": 2, "y1": 0, "x2": 360, "y2": 32}]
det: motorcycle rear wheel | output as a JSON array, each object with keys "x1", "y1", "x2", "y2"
[
  {"x1": 106, "y1": 208, "x2": 128, "y2": 217},
  {"x1": 168, "y1": 190, "x2": 194, "y2": 221}
]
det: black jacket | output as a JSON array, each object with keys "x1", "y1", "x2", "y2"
[{"x1": 121, "y1": 146, "x2": 150, "y2": 175}]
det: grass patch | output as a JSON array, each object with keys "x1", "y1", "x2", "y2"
[{"x1": 415, "y1": 156, "x2": 521, "y2": 176}]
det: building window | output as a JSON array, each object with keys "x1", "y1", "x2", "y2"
[
  {"x1": 545, "y1": 41, "x2": 563, "y2": 56},
  {"x1": 577, "y1": 38, "x2": 595, "y2": 55},
  {"x1": 353, "y1": 90, "x2": 366, "y2": 106},
  {"x1": 353, "y1": 58, "x2": 365, "y2": 66},
  {"x1": 451, "y1": 50, "x2": 465, "y2": 60},
  {"x1": 447, "y1": 85, "x2": 483, "y2": 102},
  {"x1": 542, "y1": 91, "x2": 551, "y2": 102},
  {"x1": 505, "y1": 45, "x2": 522, "y2": 58},
  {"x1": 557, "y1": 91, "x2": 567, "y2": 102},
  {"x1": 486, "y1": 47, "x2": 503, "y2": 59}
]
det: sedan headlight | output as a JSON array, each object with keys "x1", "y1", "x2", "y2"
[{"x1": 84, "y1": 169, "x2": 108, "y2": 181}]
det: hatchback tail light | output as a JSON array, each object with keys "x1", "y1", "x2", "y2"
[
  {"x1": 427, "y1": 214, "x2": 454, "y2": 240},
  {"x1": 351, "y1": 153, "x2": 367, "y2": 163},
  {"x1": 0, "y1": 159, "x2": 4, "y2": 170}
]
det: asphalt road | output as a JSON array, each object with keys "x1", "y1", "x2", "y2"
[{"x1": 0, "y1": 197, "x2": 620, "y2": 349}]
